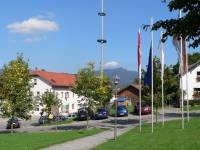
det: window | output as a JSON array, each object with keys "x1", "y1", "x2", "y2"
[
  {"x1": 61, "y1": 92, "x2": 63, "y2": 98},
  {"x1": 65, "y1": 92, "x2": 69, "y2": 98},
  {"x1": 197, "y1": 72, "x2": 200, "y2": 76},
  {"x1": 34, "y1": 79, "x2": 37, "y2": 85},
  {"x1": 37, "y1": 91, "x2": 40, "y2": 96},
  {"x1": 194, "y1": 88, "x2": 200, "y2": 92},
  {"x1": 61, "y1": 104, "x2": 69, "y2": 113},
  {"x1": 72, "y1": 104, "x2": 74, "y2": 109}
]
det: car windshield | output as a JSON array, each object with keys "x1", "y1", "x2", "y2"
[
  {"x1": 117, "y1": 105, "x2": 126, "y2": 109},
  {"x1": 97, "y1": 108, "x2": 106, "y2": 112}
]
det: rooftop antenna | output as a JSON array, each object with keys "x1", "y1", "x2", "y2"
[{"x1": 97, "y1": 0, "x2": 107, "y2": 81}]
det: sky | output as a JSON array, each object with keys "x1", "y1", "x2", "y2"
[{"x1": 0, "y1": 0, "x2": 198, "y2": 74}]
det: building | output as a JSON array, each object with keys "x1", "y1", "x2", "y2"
[
  {"x1": 31, "y1": 70, "x2": 82, "y2": 116},
  {"x1": 182, "y1": 61, "x2": 200, "y2": 100},
  {"x1": 117, "y1": 84, "x2": 139, "y2": 106}
]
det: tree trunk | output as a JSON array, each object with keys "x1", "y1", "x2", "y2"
[
  {"x1": 156, "y1": 106, "x2": 158, "y2": 124},
  {"x1": 11, "y1": 116, "x2": 14, "y2": 134}
]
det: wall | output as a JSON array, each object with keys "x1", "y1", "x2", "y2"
[{"x1": 182, "y1": 65, "x2": 200, "y2": 100}]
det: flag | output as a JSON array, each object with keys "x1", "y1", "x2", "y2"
[
  {"x1": 158, "y1": 33, "x2": 164, "y2": 80},
  {"x1": 138, "y1": 29, "x2": 141, "y2": 79},
  {"x1": 144, "y1": 43, "x2": 152, "y2": 86},
  {"x1": 173, "y1": 35, "x2": 187, "y2": 74}
]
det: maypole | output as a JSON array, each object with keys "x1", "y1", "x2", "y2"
[{"x1": 97, "y1": 0, "x2": 107, "y2": 81}]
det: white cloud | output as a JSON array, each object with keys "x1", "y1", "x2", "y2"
[
  {"x1": 6, "y1": 17, "x2": 59, "y2": 34},
  {"x1": 104, "y1": 61, "x2": 121, "y2": 69}
]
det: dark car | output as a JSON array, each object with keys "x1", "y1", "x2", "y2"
[
  {"x1": 77, "y1": 108, "x2": 94, "y2": 121},
  {"x1": 94, "y1": 108, "x2": 108, "y2": 120},
  {"x1": 6, "y1": 117, "x2": 21, "y2": 129},
  {"x1": 117, "y1": 105, "x2": 128, "y2": 117},
  {"x1": 134, "y1": 102, "x2": 152, "y2": 115}
]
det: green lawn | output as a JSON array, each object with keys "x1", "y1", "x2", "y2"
[
  {"x1": 184, "y1": 105, "x2": 200, "y2": 111},
  {"x1": 0, "y1": 128, "x2": 104, "y2": 150},
  {"x1": 93, "y1": 118, "x2": 200, "y2": 150}
]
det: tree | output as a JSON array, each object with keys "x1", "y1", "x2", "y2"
[
  {"x1": 142, "y1": 57, "x2": 180, "y2": 123},
  {"x1": 40, "y1": 90, "x2": 61, "y2": 115},
  {"x1": 152, "y1": 0, "x2": 200, "y2": 48},
  {"x1": 72, "y1": 62, "x2": 112, "y2": 128},
  {"x1": 173, "y1": 52, "x2": 200, "y2": 74},
  {"x1": 188, "y1": 52, "x2": 200, "y2": 65},
  {"x1": 0, "y1": 55, "x2": 33, "y2": 132}
]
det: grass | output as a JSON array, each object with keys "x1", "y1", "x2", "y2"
[
  {"x1": 0, "y1": 128, "x2": 105, "y2": 150},
  {"x1": 93, "y1": 118, "x2": 200, "y2": 150},
  {"x1": 184, "y1": 105, "x2": 200, "y2": 111},
  {"x1": 41, "y1": 119, "x2": 74, "y2": 126}
]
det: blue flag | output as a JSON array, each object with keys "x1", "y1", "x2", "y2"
[{"x1": 144, "y1": 44, "x2": 152, "y2": 86}]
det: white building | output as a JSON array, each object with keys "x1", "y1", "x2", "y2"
[
  {"x1": 182, "y1": 61, "x2": 200, "y2": 100},
  {"x1": 30, "y1": 70, "x2": 82, "y2": 116}
]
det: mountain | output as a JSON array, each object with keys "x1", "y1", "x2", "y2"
[{"x1": 96, "y1": 68, "x2": 138, "y2": 88}]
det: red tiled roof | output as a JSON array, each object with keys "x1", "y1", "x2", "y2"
[{"x1": 31, "y1": 70, "x2": 76, "y2": 87}]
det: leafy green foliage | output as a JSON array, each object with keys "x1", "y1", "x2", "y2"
[
  {"x1": 40, "y1": 90, "x2": 61, "y2": 114},
  {"x1": 142, "y1": 57, "x2": 180, "y2": 107},
  {"x1": 72, "y1": 62, "x2": 112, "y2": 110},
  {"x1": 152, "y1": 0, "x2": 200, "y2": 48},
  {"x1": 0, "y1": 55, "x2": 33, "y2": 120}
]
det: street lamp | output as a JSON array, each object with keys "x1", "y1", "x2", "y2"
[{"x1": 113, "y1": 74, "x2": 120, "y2": 140}]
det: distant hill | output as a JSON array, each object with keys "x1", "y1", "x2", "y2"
[{"x1": 96, "y1": 67, "x2": 138, "y2": 88}]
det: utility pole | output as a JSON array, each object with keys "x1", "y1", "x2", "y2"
[{"x1": 97, "y1": 0, "x2": 107, "y2": 81}]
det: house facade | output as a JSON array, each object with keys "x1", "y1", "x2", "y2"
[
  {"x1": 30, "y1": 70, "x2": 82, "y2": 116},
  {"x1": 117, "y1": 84, "x2": 139, "y2": 106},
  {"x1": 182, "y1": 61, "x2": 200, "y2": 100}
]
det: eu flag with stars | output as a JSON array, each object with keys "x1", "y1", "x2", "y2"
[{"x1": 144, "y1": 44, "x2": 152, "y2": 86}]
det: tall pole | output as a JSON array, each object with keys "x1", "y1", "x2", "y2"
[
  {"x1": 179, "y1": 10, "x2": 184, "y2": 130},
  {"x1": 97, "y1": 0, "x2": 107, "y2": 81},
  {"x1": 186, "y1": 42, "x2": 190, "y2": 122},
  {"x1": 114, "y1": 75, "x2": 119, "y2": 140},
  {"x1": 138, "y1": 28, "x2": 142, "y2": 132},
  {"x1": 151, "y1": 17, "x2": 154, "y2": 133},
  {"x1": 161, "y1": 31, "x2": 165, "y2": 126}
]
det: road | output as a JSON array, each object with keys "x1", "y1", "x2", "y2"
[{"x1": 0, "y1": 107, "x2": 200, "y2": 133}]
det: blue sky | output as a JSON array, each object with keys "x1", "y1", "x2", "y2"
[{"x1": 0, "y1": 0, "x2": 198, "y2": 73}]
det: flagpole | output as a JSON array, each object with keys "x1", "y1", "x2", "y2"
[
  {"x1": 138, "y1": 28, "x2": 142, "y2": 132},
  {"x1": 161, "y1": 31, "x2": 165, "y2": 126},
  {"x1": 179, "y1": 10, "x2": 184, "y2": 130},
  {"x1": 151, "y1": 17, "x2": 154, "y2": 133},
  {"x1": 186, "y1": 41, "x2": 190, "y2": 122}
]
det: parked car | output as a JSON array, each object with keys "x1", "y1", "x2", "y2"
[
  {"x1": 77, "y1": 108, "x2": 94, "y2": 121},
  {"x1": 6, "y1": 117, "x2": 21, "y2": 129},
  {"x1": 117, "y1": 105, "x2": 128, "y2": 117},
  {"x1": 94, "y1": 108, "x2": 108, "y2": 120},
  {"x1": 134, "y1": 102, "x2": 152, "y2": 115}
]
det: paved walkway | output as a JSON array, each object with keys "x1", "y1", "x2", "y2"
[{"x1": 41, "y1": 126, "x2": 134, "y2": 150}]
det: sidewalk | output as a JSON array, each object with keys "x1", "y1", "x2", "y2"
[{"x1": 41, "y1": 126, "x2": 134, "y2": 150}]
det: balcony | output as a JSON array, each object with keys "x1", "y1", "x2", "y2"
[{"x1": 193, "y1": 92, "x2": 200, "y2": 99}]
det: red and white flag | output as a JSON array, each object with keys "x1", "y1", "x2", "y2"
[{"x1": 138, "y1": 29, "x2": 141, "y2": 79}]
